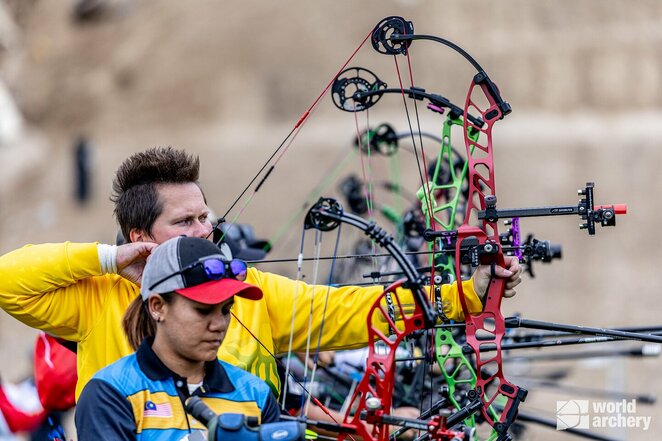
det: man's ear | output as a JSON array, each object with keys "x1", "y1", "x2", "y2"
[{"x1": 129, "y1": 229, "x2": 148, "y2": 243}]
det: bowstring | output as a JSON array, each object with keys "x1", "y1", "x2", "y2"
[
  {"x1": 304, "y1": 224, "x2": 343, "y2": 416},
  {"x1": 231, "y1": 223, "x2": 358, "y2": 439},
  {"x1": 281, "y1": 228, "x2": 307, "y2": 411},
  {"x1": 353, "y1": 105, "x2": 381, "y2": 275},
  {"x1": 392, "y1": 46, "x2": 435, "y2": 430},
  {"x1": 301, "y1": 228, "x2": 324, "y2": 415},
  {"x1": 403, "y1": 48, "x2": 438, "y2": 421},
  {"x1": 284, "y1": 223, "x2": 358, "y2": 441}
]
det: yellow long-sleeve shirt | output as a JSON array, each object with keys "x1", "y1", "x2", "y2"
[{"x1": 0, "y1": 242, "x2": 482, "y2": 400}]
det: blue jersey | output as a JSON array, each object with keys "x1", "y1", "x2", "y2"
[{"x1": 75, "y1": 338, "x2": 280, "y2": 440}]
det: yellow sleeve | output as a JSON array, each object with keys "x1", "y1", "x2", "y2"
[
  {"x1": 407, "y1": 279, "x2": 484, "y2": 323},
  {"x1": 249, "y1": 269, "x2": 483, "y2": 354},
  {"x1": 0, "y1": 242, "x2": 118, "y2": 341}
]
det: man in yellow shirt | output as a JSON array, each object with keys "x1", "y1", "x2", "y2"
[{"x1": 0, "y1": 147, "x2": 522, "y2": 400}]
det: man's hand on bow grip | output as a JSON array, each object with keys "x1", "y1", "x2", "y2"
[{"x1": 473, "y1": 255, "x2": 523, "y2": 300}]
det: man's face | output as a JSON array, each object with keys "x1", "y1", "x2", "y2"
[{"x1": 134, "y1": 182, "x2": 213, "y2": 244}]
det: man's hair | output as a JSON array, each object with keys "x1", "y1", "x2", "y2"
[{"x1": 111, "y1": 147, "x2": 200, "y2": 241}]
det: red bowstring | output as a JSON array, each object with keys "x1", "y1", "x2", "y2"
[
  {"x1": 274, "y1": 29, "x2": 374, "y2": 164},
  {"x1": 220, "y1": 28, "x2": 374, "y2": 239}
]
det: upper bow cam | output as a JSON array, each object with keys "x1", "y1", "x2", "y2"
[
  {"x1": 371, "y1": 15, "x2": 511, "y2": 120},
  {"x1": 331, "y1": 67, "x2": 485, "y2": 129}
]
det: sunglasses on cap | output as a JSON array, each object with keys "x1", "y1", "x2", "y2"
[{"x1": 148, "y1": 257, "x2": 248, "y2": 292}]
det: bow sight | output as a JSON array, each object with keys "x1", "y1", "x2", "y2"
[
  {"x1": 424, "y1": 182, "x2": 626, "y2": 250},
  {"x1": 478, "y1": 182, "x2": 627, "y2": 235}
]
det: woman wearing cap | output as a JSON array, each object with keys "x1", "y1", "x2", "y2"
[{"x1": 74, "y1": 236, "x2": 280, "y2": 440}]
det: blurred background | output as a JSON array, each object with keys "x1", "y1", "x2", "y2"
[{"x1": 0, "y1": 0, "x2": 660, "y2": 439}]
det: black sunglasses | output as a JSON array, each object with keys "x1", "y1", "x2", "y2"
[{"x1": 148, "y1": 257, "x2": 248, "y2": 292}]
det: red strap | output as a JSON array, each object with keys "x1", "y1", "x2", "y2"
[
  {"x1": 0, "y1": 385, "x2": 46, "y2": 433},
  {"x1": 34, "y1": 333, "x2": 77, "y2": 411}
]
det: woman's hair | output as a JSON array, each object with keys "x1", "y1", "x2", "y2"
[{"x1": 122, "y1": 292, "x2": 175, "y2": 350}]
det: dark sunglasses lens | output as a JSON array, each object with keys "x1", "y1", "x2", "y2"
[
  {"x1": 229, "y1": 259, "x2": 248, "y2": 277},
  {"x1": 203, "y1": 259, "x2": 226, "y2": 280}
]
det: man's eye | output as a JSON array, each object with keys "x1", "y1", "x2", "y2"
[
  {"x1": 196, "y1": 308, "x2": 213, "y2": 315},
  {"x1": 222, "y1": 304, "x2": 234, "y2": 315},
  {"x1": 199, "y1": 215, "x2": 209, "y2": 223},
  {"x1": 178, "y1": 219, "x2": 193, "y2": 225}
]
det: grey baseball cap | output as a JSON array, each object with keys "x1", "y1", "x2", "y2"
[{"x1": 141, "y1": 236, "x2": 262, "y2": 304}]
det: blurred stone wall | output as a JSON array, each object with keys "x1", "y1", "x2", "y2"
[{"x1": 0, "y1": 1, "x2": 660, "y2": 439}]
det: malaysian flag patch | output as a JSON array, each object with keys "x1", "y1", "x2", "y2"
[{"x1": 144, "y1": 400, "x2": 173, "y2": 418}]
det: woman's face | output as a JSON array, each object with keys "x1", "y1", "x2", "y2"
[{"x1": 156, "y1": 294, "x2": 234, "y2": 363}]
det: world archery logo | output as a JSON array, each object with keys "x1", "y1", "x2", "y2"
[
  {"x1": 144, "y1": 400, "x2": 173, "y2": 418},
  {"x1": 557, "y1": 399, "x2": 652, "y2": 431},
  {"x1": 556, "y1": 400, "x2": 590, "y2": 429}
]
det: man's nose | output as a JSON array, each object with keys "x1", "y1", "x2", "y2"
[{"x1": 195, "y1": 219, "x2": 213, "y2": 239}]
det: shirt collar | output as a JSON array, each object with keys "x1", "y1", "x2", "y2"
[{"x1": 136, "y1": 337, "x2": 235, "y2": 393}]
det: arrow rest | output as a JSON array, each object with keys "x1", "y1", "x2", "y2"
[
  {"x1": 521, "y1": 236, "x2": 562, "y2": 278},
  {"x1": 498, "y1": 221, "x2": 562, "y2": 277}
]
